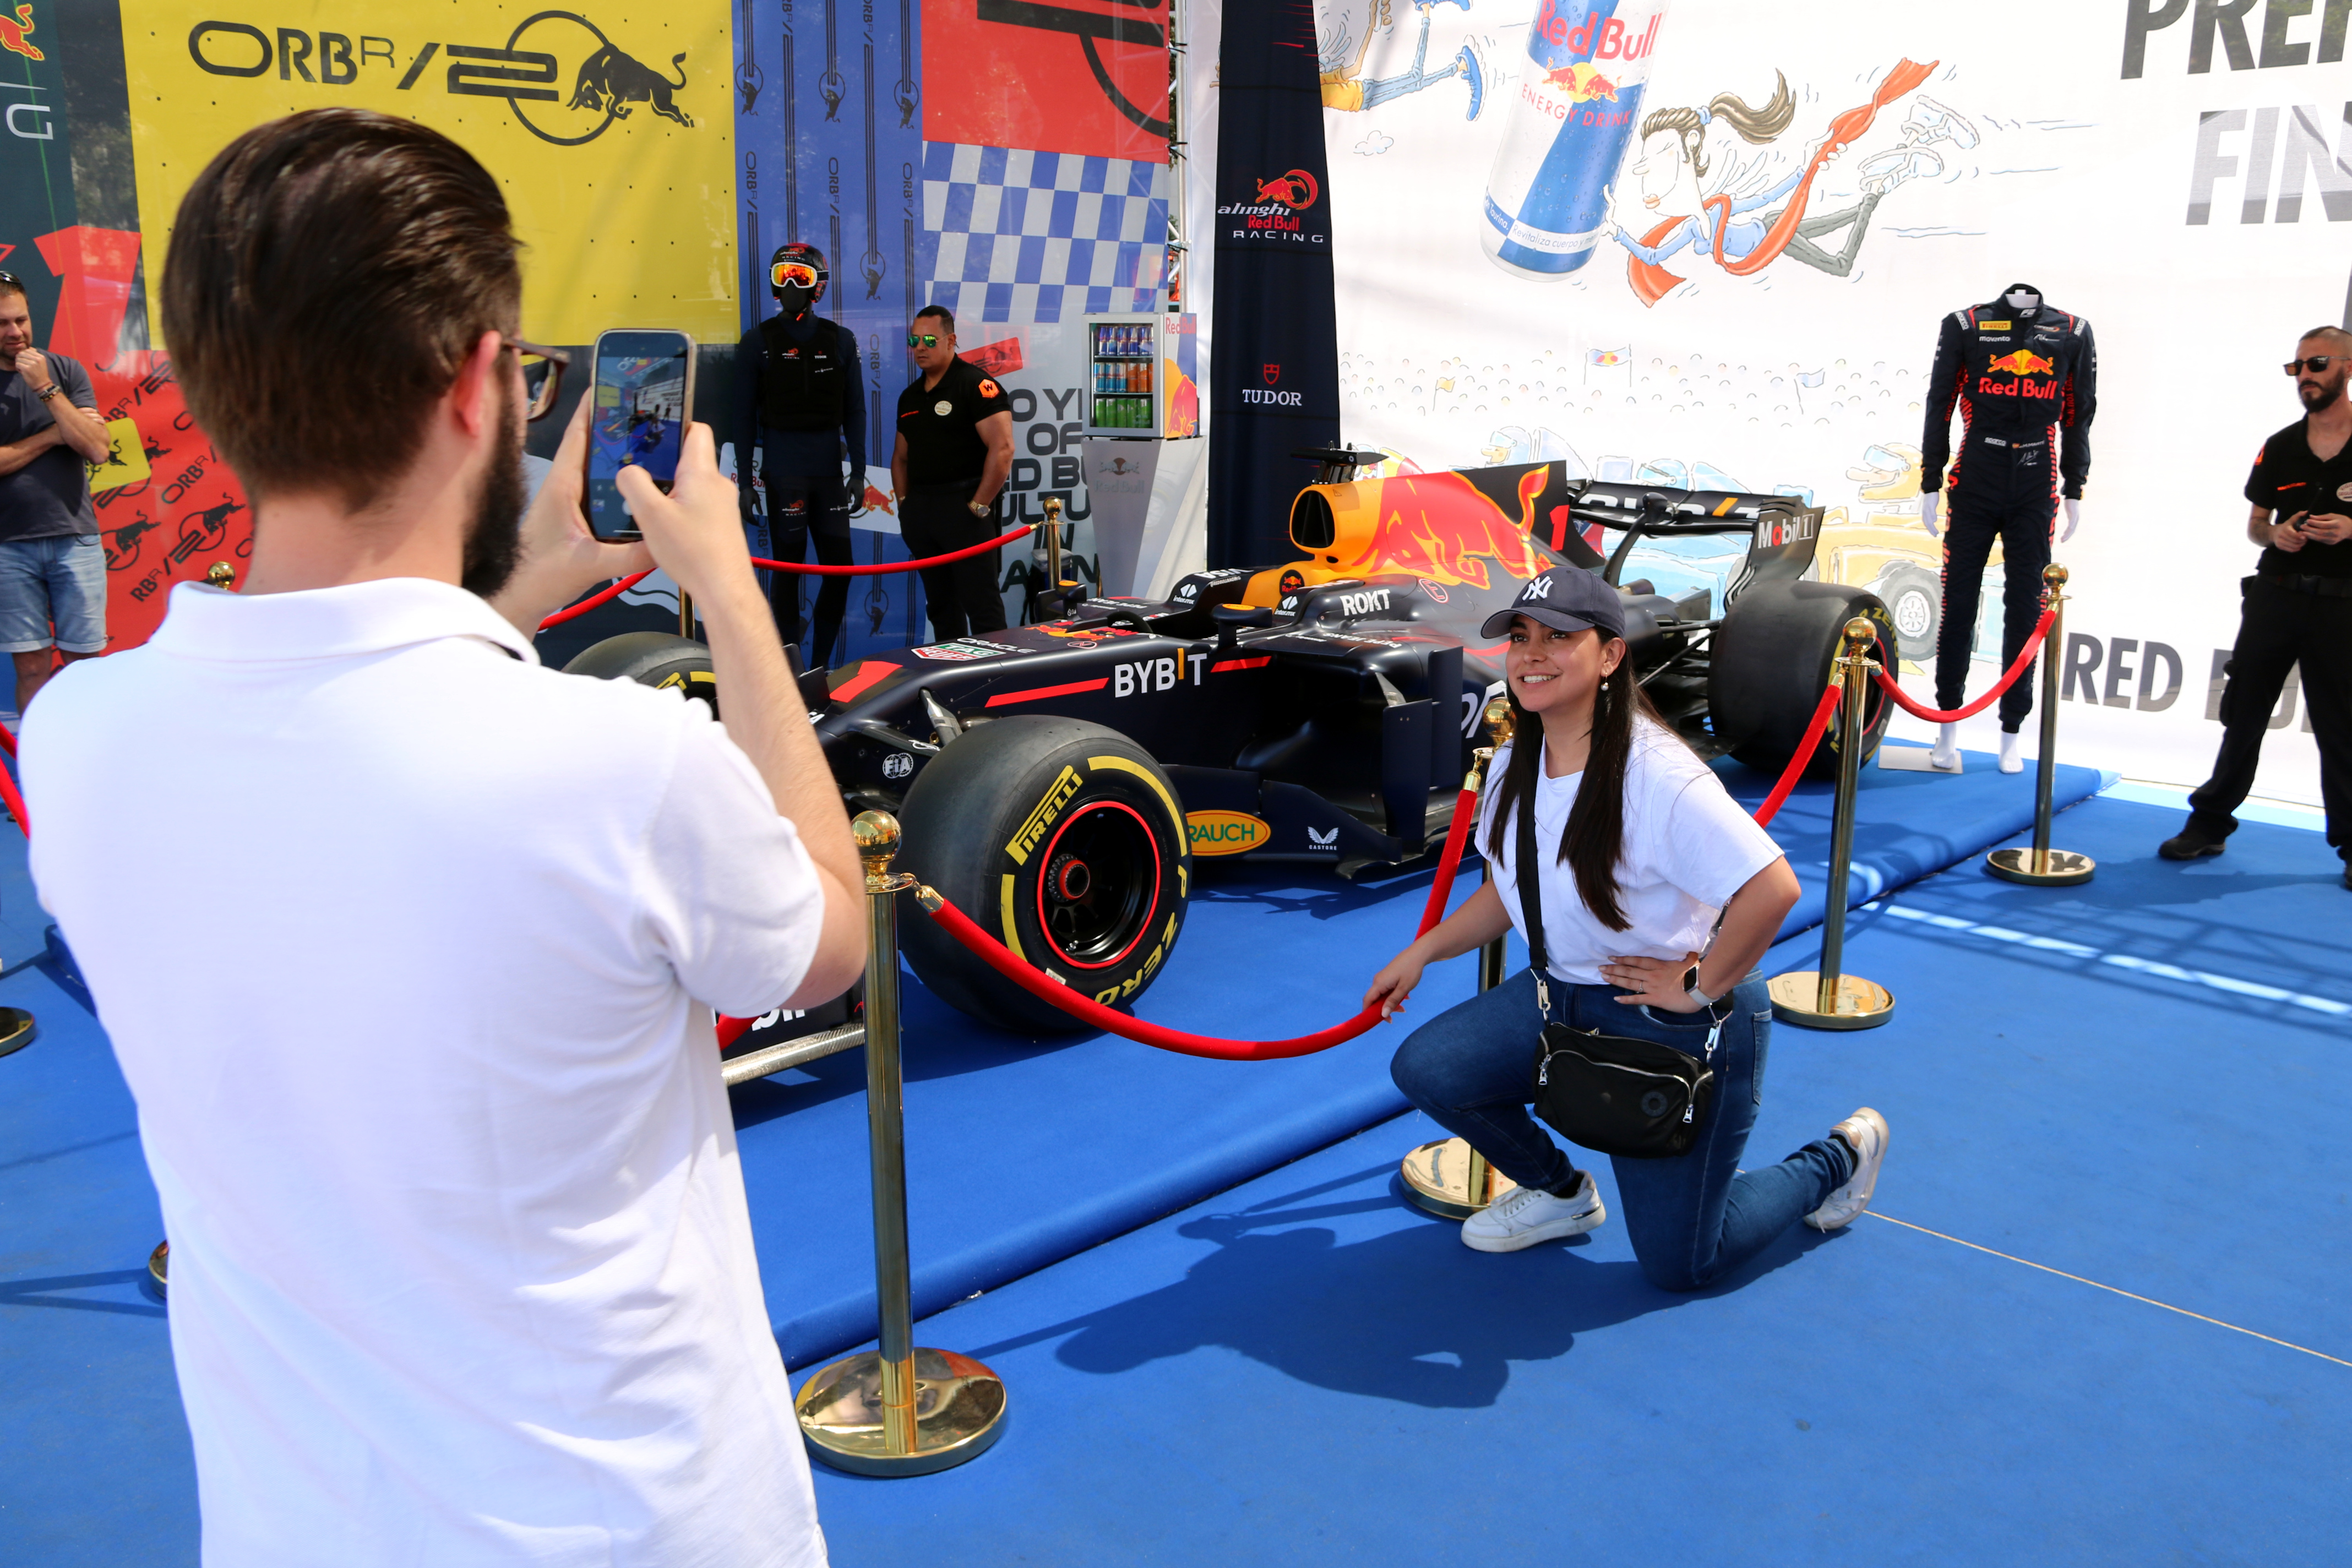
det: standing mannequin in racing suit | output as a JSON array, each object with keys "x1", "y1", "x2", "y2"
[
  {"x1": 737, "y1": 243, "x2": 865, "y2": 669},
  {"x1": 1918, "y1": 283, "x2": 2097, "y2": 772}
]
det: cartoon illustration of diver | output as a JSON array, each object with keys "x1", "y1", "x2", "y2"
[
  {"x1": 1601, "y1": 61, "x2": 1976, "y2": 307},
  {"x1": 1317, "y1": 0, "x2": 1486, "y2": 121}
]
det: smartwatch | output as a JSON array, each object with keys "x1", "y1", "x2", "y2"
[{"x1": 1680, "y1": 965, "x2": 1719, "y2": 1011}]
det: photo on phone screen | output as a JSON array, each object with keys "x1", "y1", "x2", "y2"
[{"x1": 585, "y1": 329, "x2": 695, "y2": 541}]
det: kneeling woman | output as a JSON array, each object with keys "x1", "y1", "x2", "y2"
[{"x1": 1368, "y1": 568, "x2": 1887, "y2": 1286}]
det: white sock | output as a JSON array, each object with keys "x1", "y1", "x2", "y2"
[
  {"x1": 1999, "y1": 731, "x2": 2023, "y2": 773},
  {"x1": 1929, "y1": 722, "x2": 1960, "y2": 767}
]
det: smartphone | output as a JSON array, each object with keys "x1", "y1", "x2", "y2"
[{"x1": 584, "y1": 329, "x2": 696, "y2": 542}]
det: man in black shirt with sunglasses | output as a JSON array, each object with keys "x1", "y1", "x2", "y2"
[
  {"x1": 2162, "y1": 326, "x2": 2352, "y2": 882},
  {"x1": 891, "y1": 306, "x2": 1014, "y2": 641}
]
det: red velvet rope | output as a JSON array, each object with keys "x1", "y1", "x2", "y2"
[
  {"x1": 538, "y1": 570, "x2": 656, "y2": 632},
  {"x1": 752, "y1": 520, "x2": 1034, "y2": 575},
  {"x1": 1749, "y1": 678, "x2": 1847, "y2": 830},
  {"x1": 0, "y1": 754, "x2": 25, "y2": 838},
  {"x1": 1869, "y1": 607, "x2": 2057, "y2": 724}
]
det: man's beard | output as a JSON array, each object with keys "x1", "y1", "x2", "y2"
[{"x1": 460, "y1": 376, "x2": 526, "y2": 600}]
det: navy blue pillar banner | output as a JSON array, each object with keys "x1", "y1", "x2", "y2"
[{"x1": 1207, "y1": 0, "x2": 1339, "y2": 570}]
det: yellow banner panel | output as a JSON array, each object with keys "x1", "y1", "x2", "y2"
[{"x1": 122, "y1": 3, "x2": 736, "y2": 346}]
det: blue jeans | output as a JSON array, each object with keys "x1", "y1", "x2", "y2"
[
  {"x1": 1390, "y1": 969, "x2": 1853, "y2": 1292},
  {"x1": 0, "y1": 533, "x2": 106, "y2": 654}
]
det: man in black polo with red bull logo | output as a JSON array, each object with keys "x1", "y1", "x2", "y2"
[
  {"x1": 891, "y1": 306, "x2": 1015, "y2": 641},
  {"x1": 2160, "y1": 326, "x2": 2352, "y2": 883},
  {"x1": 736, "y1": 242, "x2": 862, "y2": 669},
  {"x1": 1919, "y1": 282, "x2": 2098, "y2": 774}
]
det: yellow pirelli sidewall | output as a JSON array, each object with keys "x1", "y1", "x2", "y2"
[{"x1": 124, "y1": 3, "x2": 737, "y2": 346}]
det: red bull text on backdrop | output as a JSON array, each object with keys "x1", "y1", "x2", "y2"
[{"x1": 1482, "y1": 0, "x2": 1670, "y2": 280}]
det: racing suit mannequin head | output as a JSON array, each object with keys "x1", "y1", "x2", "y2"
[{"x1": 746, "y1": 242, "x2": 865, "y2": 669}]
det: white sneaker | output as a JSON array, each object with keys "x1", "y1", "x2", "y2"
[
  {"x1": 1805, "y1": 1108, "x2": 1890, "y2": 1232},
  {"x1": 1999, "y1": 731, "x2": 2023, "y2": 774},
  {"x1": 1460, "y1": 1173, "x2": 1606, "y2": 1253}
]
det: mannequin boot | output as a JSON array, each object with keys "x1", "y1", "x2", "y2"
[
  {"x1": 1999, "y1": 730, "x2": 2023, "y2": 774},
  {"x1": 1928, "y1": 722, "x2": 1961, "y2": 771}
]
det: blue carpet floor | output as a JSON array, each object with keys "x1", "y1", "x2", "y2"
[
  {"x1": 796, "y1": 794, "x2": 2351, "y2": 1566},
  {"x1": 0, "y1": 748, "x2": 2146, "y2": 1561}
]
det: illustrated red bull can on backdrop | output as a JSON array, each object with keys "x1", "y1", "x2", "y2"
[{"x1": 1480, "y1": 0, "x2": 1670, "y2": 280}]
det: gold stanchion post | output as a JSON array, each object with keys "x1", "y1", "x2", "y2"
[
  {"x1": 795, "y1": 812, "x2": 1006, "y2": 1476},
  {"x1": 678, "y1": 588, "x2": 696, "y2": 642},
  {"x1": 1987, "y1": 564, "x2": 2095, "y2": 886},
  {"x1": 1768, "y1": 619, "x2": 1897, "y2": 1030},
  {"x1": 1400, "y1": 699, "x2": 1522, "y2": 1218}
]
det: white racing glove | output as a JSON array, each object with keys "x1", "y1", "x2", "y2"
[
  {"x1": 2060, "y1": 497, "x2": 2081, "y2": 542},
  {"x1": 1920, "y1": 489, "x2": 1940, "y2": 537}
]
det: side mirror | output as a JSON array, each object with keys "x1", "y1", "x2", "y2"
[{"x1": 1211, "y1": 602, "x2": 1275, "y2": 652}]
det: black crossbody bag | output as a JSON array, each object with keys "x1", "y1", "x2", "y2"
[{"x1": 1515, "y1": 777, "x2": 1719, "y2": 1160}]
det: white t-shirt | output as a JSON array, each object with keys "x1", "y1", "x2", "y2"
[
  {"x1": 1482, "y1": 718, "x2": 1784, "y2": 986},
  {"x1": 24, "y1": 579, "x2": 830, "y2": 1568}
]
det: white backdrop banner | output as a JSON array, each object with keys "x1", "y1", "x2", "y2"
[{"x1": 1312, "y1": 0, "x2": 2345, "y2": 803}]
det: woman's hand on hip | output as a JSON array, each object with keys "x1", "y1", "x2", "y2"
[
  {"x1": 1364, "y1": 949, "x2": 1428, "y2": 1020},
  {"x1": 1601, "y1": 950, "x2": 1702, "y2": 1012}
]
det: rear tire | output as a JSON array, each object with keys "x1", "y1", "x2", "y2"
[
  {"x1": 563, "y1": 632, "x2": 718, "y2": 714},
  {"x1": 897, "y1": 716, "x2": 1190, "y2": 1035},
  {"x1": 1708, "y1": 581, "x2": 1895, "y2": 780}
]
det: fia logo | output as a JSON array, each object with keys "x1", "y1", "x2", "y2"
[
  {"x1": 882, "y1": 752, "x2": 913, "y2": 780},
  {"x1": 1306, "y1": 825, "x2": 1339, "y2": 851}
]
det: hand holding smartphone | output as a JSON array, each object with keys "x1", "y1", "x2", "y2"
[{"x1": 584, "y1": 329, "x2": 696, "y2": 542}]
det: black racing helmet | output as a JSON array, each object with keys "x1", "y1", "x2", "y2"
[{"x1": 769, "y1": 242, "x2": 829, "y2": 304}]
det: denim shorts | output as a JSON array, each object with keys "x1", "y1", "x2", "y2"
[{"x1": 0, "y1": 533, "x2": 108, "y2": 654}]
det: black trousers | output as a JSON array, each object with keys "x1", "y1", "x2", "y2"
[
  {"x1": 2187, "y1": 574, "x2": 2352, "y2": 855},
  {"x1": 761, "y1": 461, "x2": 853, "y2": 668},
  {"x1": 899, "y1": 483, "x2": 1007, "y2": 642},
  {"x1": 1936, "y1": 453, "x2": 2056, "y2": 733}
]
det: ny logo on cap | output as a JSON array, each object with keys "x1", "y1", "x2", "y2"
[{"x1": 1521, "y1": 575, "x2": 1555, "y2": 601}]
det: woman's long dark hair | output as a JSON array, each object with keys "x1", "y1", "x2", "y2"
[{"x1": 1482, "y1": 642, "x2": 1667, "y2": 933}]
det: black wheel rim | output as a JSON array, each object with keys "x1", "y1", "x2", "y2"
[{"x1": 1035, "y1": 799, "x2": 1162, "y2": 970}]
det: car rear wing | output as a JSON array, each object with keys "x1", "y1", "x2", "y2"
[{"x1": 1565, "y1": 481, "x2": 1823, "y2": 608}]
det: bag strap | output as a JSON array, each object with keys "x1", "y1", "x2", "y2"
[{"x1": 1513, "y1": 760, "x2": 1554, "y2": 1023}]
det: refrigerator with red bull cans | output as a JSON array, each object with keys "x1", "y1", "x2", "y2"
[
  {"x1": 1482, "y1": 0, "x2": 1670, "y2": 280},
  {"x1": 1084, "y1": 314, "x2": 1200, "y2": 439}
]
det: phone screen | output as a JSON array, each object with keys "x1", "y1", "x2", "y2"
[{"x1": 586, "y1": 330, "x2": 693, "y2": 540}]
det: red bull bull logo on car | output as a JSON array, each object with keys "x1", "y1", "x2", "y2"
[
  {"x1": 1, "y1": 4, "x2": 43, "y2": 61},
  {"x1": 1342, "y1": 470, "x2": 1549, "y2": 592}
]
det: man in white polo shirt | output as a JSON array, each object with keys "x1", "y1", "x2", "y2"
[{"x1": 20, "y1": 110, "x2": 864, "y2": 1565}]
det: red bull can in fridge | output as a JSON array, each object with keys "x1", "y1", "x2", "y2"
[{"x1": 1480, "y1": 0, "x2": 1669, "y2": 280}]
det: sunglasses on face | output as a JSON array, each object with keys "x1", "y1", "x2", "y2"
[
  {"x1": 907, "y1": 333, "x2": 942, "y2": 348},
  {"x1": 2286, "y1": 356, "x2": 2341, "y2": 375},
  {"x1": 501, "y1": 336, "x2": 569, "y2": 421},
  {"x1": 771, "y1": 261, "x2": 820, "y2": 290}
]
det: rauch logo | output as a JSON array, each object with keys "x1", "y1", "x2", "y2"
[
  {"x1": 1186, "y1": 810, "x2": 1270, "y2": 857},
  {"x1": 187, "y1": 10, "x2": 693, "y2": 146}
]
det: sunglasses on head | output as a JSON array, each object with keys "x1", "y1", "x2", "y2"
[
  {"x1": 2286, "y1": 356, "x2": 2342, "y2": 375},
  {"x1": 907, "y1": 333, "x2": 942, "y2": 348},
  {"x1": 500, "y1": 335, "x2": 569, "y2": 421},
  {"x1": 771, "y1": 261, "x2": 820, "y2": 290}
]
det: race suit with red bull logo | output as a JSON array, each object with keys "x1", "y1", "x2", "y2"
[{"x1": 1919, "y1": 295, "x2": 2098, "y2": 730}]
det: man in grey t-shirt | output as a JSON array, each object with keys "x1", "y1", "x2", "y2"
[{"x1": 0, "y1": 272, "x2": 113, "y2": 714}]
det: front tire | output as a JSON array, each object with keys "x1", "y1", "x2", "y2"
[
  {"x1": 563, "y1": 631, "x2": 718, "y2": 715},
  {"x1": 897, "y1": 716, "x2": 1190, "y2": 1034},
  {"x1": 1708, "y1": 581, "x2": 1895, "y2": 780}
]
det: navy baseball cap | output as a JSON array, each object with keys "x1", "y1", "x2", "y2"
[{"x1": 1478, "y1": 566, "x2": 1627, "y2": 641}]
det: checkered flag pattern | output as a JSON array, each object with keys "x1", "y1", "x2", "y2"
[{"x1": 921, "y1": 142, "x2": 1170, "y2": 323}]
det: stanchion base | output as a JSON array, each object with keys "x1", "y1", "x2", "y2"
[
  {"x1": 796, "y1": 1347, "x2": 1006, "y2": 1477},
  {"x1": 1398, "y1": 1137, "x2": 1517, "y2": 1219},
  {"x1": 1985, "y1": 847, "x2": 2095, "y2": 886},
  {"x1": 1767, "y1": 972, "x2": 1897, "y2": 1031},
  {"x1": 148, "y1": 1240, "x2": 168, "y2": 1300},
  {"x1": 0, "y1": 1006, "x2": 35, "y2": 1059}
]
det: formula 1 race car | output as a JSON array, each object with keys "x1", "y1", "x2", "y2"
[{"x1": 566, "y1": 449, "x2": 1894, "y2": 1032}]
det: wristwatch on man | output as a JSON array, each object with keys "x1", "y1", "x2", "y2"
[
  {"x1": 967, "y1": 499, "x2": 990, "y2": 518},
  {"x1": 1681, "y1": 964, "x2": 1720, "y2": 1011}
]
